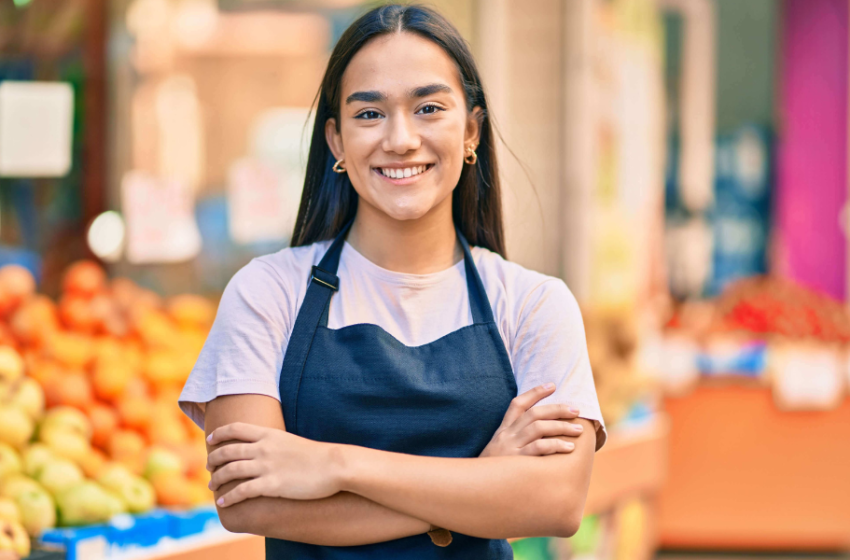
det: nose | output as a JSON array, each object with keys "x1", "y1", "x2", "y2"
[{"x1": 382, "y1": 111, "x2": 421, "y2": 155}]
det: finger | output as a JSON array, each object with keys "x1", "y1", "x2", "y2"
[
  {"x1": 514, "y1": 403, "x2": 581, "y2": 431},
  {"x1": 207, "y1": 422, "x2": 266, "y2": 446},
  {"x1": 207, "y1": 443, "x2": 256, "y2": 471},
  {"x1": 521, "y1": 438, "x2": 575, "y2": 456},
  {"x1": 209, "y1": 460, "x2": 261, "y2": 492},
  {"x1": 216, "y1": 478, "x2": 265, "y2": 508},
  {"x1": 502, "y1": 383, "x2": 557, "y2": 427},
  {"x1": 514, "y1": 419, "x2": 584, "y2": 447}
]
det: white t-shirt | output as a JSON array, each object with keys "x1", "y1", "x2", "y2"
[{"x1": 179, "y1": 239, "x2": 608, "y2": 452}]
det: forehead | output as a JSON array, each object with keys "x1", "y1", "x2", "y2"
[{"x1": 341, "y1": 32, "x2": 464, "y2": 98}]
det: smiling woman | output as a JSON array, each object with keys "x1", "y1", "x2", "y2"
[{"x1": 178, "y1": 4, "x2": 607, "y2": 559}]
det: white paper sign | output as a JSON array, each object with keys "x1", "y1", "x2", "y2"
[
  {"x1": 772, "y1": 348, "x2": 844, "y2": 411},
  {"x1": 227, "y1": 158, "x2": 289, "y2": 244},
  {"x1": 122, "y1": 171, "x2": 202, "y2": 264},
  {"x1": 0, "y1": 81, "x2": 74, "y2": 177}
]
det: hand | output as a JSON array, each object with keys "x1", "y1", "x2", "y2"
[
  {"x1": 206, "y1": 422, "x2": 344, "y2": 507},
  {"x1": 479, "y1": 383, "x2": 583, "y2": 457}
]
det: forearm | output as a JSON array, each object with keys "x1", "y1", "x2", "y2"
[
  {"x1": 335, "y1": 419, "x2": 596, "y2": 539},
  {"x1": 215, "y1": 479, "x2": 430, "y2": 545}
]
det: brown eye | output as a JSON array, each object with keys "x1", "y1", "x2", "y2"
[
  {"x1": 417, "y1": 104, "x2": 444, "y2": 115},
  {"x1": 355, "y1": 110, "x2": 382, "y2": 120}
]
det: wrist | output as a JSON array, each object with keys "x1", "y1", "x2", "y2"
[{"x1": 330, "y1": 443, "x2": 360, "y2": 493}]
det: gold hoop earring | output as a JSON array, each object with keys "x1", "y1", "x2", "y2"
[
  {"x1": 332, "y1": 158, "x2": 347, "y2": 173},
  {"x1": 464, "y1": 145, "x2": 478, "y2": 165}
]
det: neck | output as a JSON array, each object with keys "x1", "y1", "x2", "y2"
[{"x1": 346, "y1": 199, "x2": 462, "y2": 274}]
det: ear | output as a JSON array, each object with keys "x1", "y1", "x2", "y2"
[
  {"x1": 325, "y1": 117, "x2": 344, "y2": 161},
  {"x1": 464, "y1": 106, "x2": 484, "y2": 147}
]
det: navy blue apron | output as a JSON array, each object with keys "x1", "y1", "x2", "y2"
[{"x1": 269, "y1": 222, "x2": 517, "y2": 559}]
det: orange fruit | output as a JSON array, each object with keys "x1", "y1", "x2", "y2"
[
  {"x1": 122, "y1": 376, "x2": 151, "y2": 399},
  {"x1": 133, "y1": 310, "x2": 179, "y2": 350},
  {"x1": 108, "y1": 429, "x2": 146, "y2": 474},
  {"x1": 43, "y1": 371, "x2": 94, "y2": 410},
  {"x1": 169, "y1": 439, "x2": 207, "y2": 478},
  {"x1": 91, "y1": 360, "x2": 132, "y2": 403},
  {"x1": 41, "y1": 332, "x2": 94, "y2": 370},
  {"x1": 26, "y1": 358, "x2": 62, "y2": 387},
  {"x1": 10, "y1": 295, "x2": 59, "y2": 346},
  {"x1": 146, "y1": 416, "x2": 188, "y2": 447},
  {"x1": 166, "y1": 295, "x2": 215, "y2": 330},
  {"x1": 117, "y1": 394, "x2": 153, "y2": 431},
  {"x1": 88, "y1": 404, "x2": 119, "y2": 450},
  {"x1": 79, "y1": 447, "x2": 109, "y2": 478},
  {"x1": 58, "y1": 295, "x2": 97, "y2": 333},
  {"x1": 62, "y1": 260, "x2": 106, "y2": 299},
  {"x1": 0, "y1": 265, "x2": 35, "y2": 318},
  {"x1": 149, "y1": 473, "x2": 194, "y2": 507}
]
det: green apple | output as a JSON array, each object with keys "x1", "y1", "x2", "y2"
[
  {"x1": 143, "y1": 447, "x2": 184, "y2": 480},
  {"x1": 38, "y1": 425, "x2": 90, "y2": 465},
  {"x1": 40, "y1": 407, "x2": 91, "y2": 441},
  {"x1": 10, "y1": 378, "x2": 44, "y2": 421},
  {"x1": 14, "y1": 488, "x2": 55, "y2": 536},
  {"x1": 0, "y1": 405, "x2": 33, "y2": 450},
  {"x1": 0, "y1": 498, "x2": 19, "y2": 524},
  {"x1": 0, "y1": 443, "x2": 21, "y2": 480},
  {"x1": 0, "y1": 475, "x2": 42, "y2": 500},
  {"x1": 98, "y1": 469, "x2": 155, "y2": 514},
  {"x1": 37, "y1": 459, "x2": 84, "y2": 497},
  {"x1": 22, "y1": 444, "x2": 53, "y2": 478},
  {"x1": 56, "y1": 481, "x2": 126, "y2": 526}
]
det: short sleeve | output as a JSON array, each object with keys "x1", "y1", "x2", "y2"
[
  {"x1": 178, "y1": 258, "x2": 293, "y2": 430},
  {"x1": 511, "y1": 279, "x2": 608, "y2": 451}
]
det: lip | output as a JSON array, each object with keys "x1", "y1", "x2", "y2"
[{"x1": 372, "y1": 163, "x2": 435, "y2": 185}]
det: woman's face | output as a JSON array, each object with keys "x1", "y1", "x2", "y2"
[{"x1": 326, "y1": 32, "x2": 482, "y2": 223}]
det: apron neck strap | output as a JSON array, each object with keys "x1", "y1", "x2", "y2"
[{"x1": 313, "y1": 221, "x2": 493, "y2": 325}]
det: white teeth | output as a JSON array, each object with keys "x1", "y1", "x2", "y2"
[{"x1": 379, "y1": 165, "x2": 430, "y2": 178}]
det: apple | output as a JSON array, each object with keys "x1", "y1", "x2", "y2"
[
  {"x1": 0, "y1": 406, "x2": 33, "y2": 450},
  {"x1": 36, "y1": 459, "x2": 84, "y2": 497},
  {"x1": 143, "y1": 446, "x2": 184, "y2": 480},
  {"x1": 21, "y1": 444, "x2": 53, "y2": 478},
  {"x1": 0, "y1": 444, "x2": 21, "y2": 480},
  {"x1": 14, "y1": 488, "x2": 56, "y2": 536},
  {"x1": 40, "y1": 406, "x2": 92, "y2": 441},
  {"x1": 9, "y1": 378, "x2": 44, "y2": 421},
  {"x1": 56, "y1": 481, "x2": 126, "y2": 526},
  {"x1": 38, "y1": 425, "x2": 91, "y2": 465},
  {"x1": 0, "y1": 519, "x2": 29, "y2": 557},
  {"x1": 98, "y1": 465, "x2": 155, "y2": 514},
  {"x1": 0, "y1": 476, "x2": 41, "y2": 501},
  {"x1": 0, "y1": 347, "x2": 23, "y2": 386},
  {"x1": 0, "y1": 499, "x2": 19, "y2": 524}
]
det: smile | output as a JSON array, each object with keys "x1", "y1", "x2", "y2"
[{"x1": 373, "y1": 163, "x2": 435, "y2": 184}]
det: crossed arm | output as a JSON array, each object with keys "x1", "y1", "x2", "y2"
[{"x1": 204, "y1": 392, "x2": 596, "y2": 545}]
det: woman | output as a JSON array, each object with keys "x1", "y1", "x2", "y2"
[{"x1": 179, "y1": 4, "x2": 607, "y2": 558}]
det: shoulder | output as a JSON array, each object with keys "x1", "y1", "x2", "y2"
[
  {"x1": 227, "y1": 241, "x2": 332, "y2": 297},
  {"x1": 471, "y1": 246, "x2": 580, "y2": 320}
]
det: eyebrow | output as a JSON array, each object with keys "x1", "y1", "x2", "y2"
[{"x1": 345, "y1": 83, "x2": 453, "y2": 104}]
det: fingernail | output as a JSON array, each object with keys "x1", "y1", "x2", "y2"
[
  {"x1": 208, "y1": 481, "x2": 212, "y2": 489},
  {"x1": 217, "y1": 498, "x2": 224, "y2": 506},
  {"x1": 570, "y1": 407, "x2": 580, "y2": 414},
  {"x1": 206, "y1": 433, "x2": 213, "y2": 443},
  {"x1": 543, "y1": 382, "x2": 555, "y2": 390},
  {"x1": 575, "y1": 424, "x2": 583, "y2": 432}
]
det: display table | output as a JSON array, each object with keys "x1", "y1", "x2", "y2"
[{"x1": 658, "y1": 383, "x2": 850, "y2": 551}]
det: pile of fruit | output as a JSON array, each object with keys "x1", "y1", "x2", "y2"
[
  {"x1": 0, "y1": 261, "x2": 215, "y2": 557},
  {"x1": 665, "y1": 276, "x2": 850, "y2": 343}
]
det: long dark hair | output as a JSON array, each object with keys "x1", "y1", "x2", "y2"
[{"x1": 290, "y1": 3, "x2": 506, "y2": 257}]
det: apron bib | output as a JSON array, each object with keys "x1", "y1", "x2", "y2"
[{"x1": 268, "y1": 223, "x2": 517, "y2": 559}]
